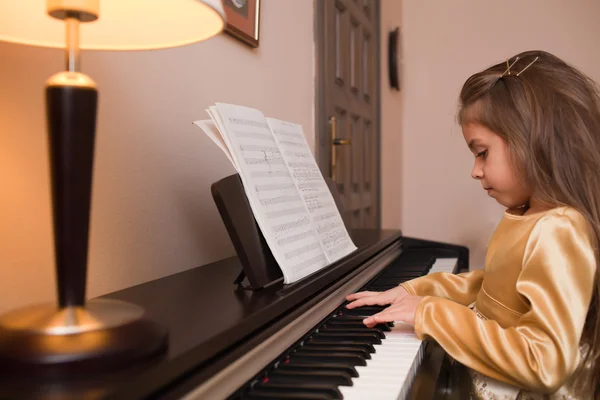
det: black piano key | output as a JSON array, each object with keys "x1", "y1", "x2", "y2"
[
  {"x1": 303, "y1": 339, "x2": 375, "y2": 353},
  {"x1": 333, "y1": 315, "x2": 394, "y2": 327},
  {"x1": 267, "y1": 369, "x2": 353, "y2": 386},
  {"x1": 324, "y1": 316, "x2": 390, "y2": 332},
  {"x1": 338, "y1": 307, "x2": 384, "y2": 318},
  {"x1": 251, "y1": 382, "x2": 342, "y2": 400},
  {"x1": 324, "y1": 320, "x2": 391, "y2": 332},
  {"x1": 369, "y1": 274, "x2": 422, "y2": 281},
  {"x1": 242, "y1": 393, "x2": 330, "y2": 400},
  {"x1": 385, "y1": 265, "x2": 429, "y2": 272},
  {"x1": 319, "y1": 326, "x2": 385, "y2": 339},
  {"x1": 377, "y1": 271, "x2": 424, "y2": 278},
  {"x1": 299, "y1": 344, "x2": 371, "y2": 359},
  {"x1": 364, "y1": 285, "x2": 401, "y2": 291},
  {"x1": 395, "y1": 261, "x2": 433, "y2": 269},
  {"x1": 341, "y1": 305, "x2": 385, "y2": 313},
  {"x1": 364, "y1": 278, "x2": 402, "y2": 283},
  {"x1": 311, "y1": 332, "x2": 382, "y2": 345},
  {"x1": 346, "y1": 305, "x2": 386, "y2": 312},
  {"x1": 375, "y1": 273, "x2": 423, "y2": 280},
  {"x1": 276, "y1": 362, "x2": 359, "y2": 378},
  {"x1": 383, "y1": 264, "x2": 429, "y2": 271},
  {"x1": 360, "y1": 287, "x2": 399, "y2": 293},
  {"x1": 290, "y1": 351, "x2": 366, "y2": 366}
]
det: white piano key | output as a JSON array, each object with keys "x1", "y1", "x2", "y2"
[
  {"x1": 342, "y1": 324, "x2": 420, "y2": 399},
  {"x1": 429, "y1": 257, "x2": 458, "y2": 274},
  {"x1": 339, "y1": 258, "x2": 458, "y2": 399}
]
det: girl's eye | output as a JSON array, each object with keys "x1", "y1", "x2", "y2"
[{"x1": 476, "y1": 150, "x2": 488, "y2": 159}]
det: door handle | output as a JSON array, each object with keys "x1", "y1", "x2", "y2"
[
  {"x1": 333, "y1": 138, "x2": 351, "y2": 145},
  {"x1": 329, "y1": 116, "x2": 351, "y2": 181}
]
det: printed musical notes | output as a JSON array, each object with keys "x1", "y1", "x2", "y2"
[
  {"x1": 194, "y1": 103, "x2": 356, "y2": 284},
  {"x1": 266, "y1": 117, "x2": 356, "y2": 262}
]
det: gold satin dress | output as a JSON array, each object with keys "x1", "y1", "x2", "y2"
[{"x1": 400, "y1": 206, "x2": 597, "y2": 399}]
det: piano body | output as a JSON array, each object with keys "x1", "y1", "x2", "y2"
[{"x1": 0, "y1": 177, "x2": 473, "y2": 399}]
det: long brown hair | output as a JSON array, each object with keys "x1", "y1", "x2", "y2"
[{"x1": 457, "y1": 50, "x2": 600, "y2": 396}]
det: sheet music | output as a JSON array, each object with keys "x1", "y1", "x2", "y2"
[
  {"x1": 212, "y1": 103, "x2": 329, "y2": 283},
  {"x1": 193, "y1": 119, "x2": 236, "y2": 167},
  {"x1": 266, "y1": 118, "x2": 357, "y2": 262}
]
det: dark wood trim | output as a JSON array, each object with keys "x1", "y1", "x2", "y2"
[
  {"x1": 375, "y1": 0, "x2": 382, "y2": 229},
  {"x1": 314, "y1": 0, "x2": 328, "y2": 177}
]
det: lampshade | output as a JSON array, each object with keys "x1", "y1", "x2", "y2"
[{"x1": 0, "y1": 0, "x2": 226, "y2": 50}]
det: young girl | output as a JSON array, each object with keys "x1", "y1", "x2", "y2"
[{"x1": 346, "y1": 50, "x2": 600, "y2": 399}]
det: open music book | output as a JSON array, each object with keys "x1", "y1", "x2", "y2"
[{"x1": 194, "y1": 103, "x2": 357, "y2": 284}]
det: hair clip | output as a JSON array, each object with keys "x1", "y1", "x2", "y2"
[
  {"x1": 501, "y1": 56, "x2": 520, "y2": 77},
  {"x1": 516, "y1": 56, "x2": 539, "y2": 76},
  {"x1": 500, "y1": 56, "x2": 539, "y2": 78}
]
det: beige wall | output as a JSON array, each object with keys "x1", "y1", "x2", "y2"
[
  {"x1": 380, "y1": 0, "x2": 404, "y2": 230},
  {"x1": 397, "y1": 0, "x2": 600, "y2": 268},
  {"x1": 0, "y1": 1, "x2": 314, "y2": 314},
  {"x1": 3, "y1": 0, "x2": 600, "y2": 315}
]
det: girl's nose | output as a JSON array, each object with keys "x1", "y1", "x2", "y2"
[{"x1": 471, "y1": 163, "x2": 483, "y2": 180}]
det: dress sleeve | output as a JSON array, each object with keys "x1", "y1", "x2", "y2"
[
  {"x1": 412, "y1": 213, "x2": 597, "y2": 392},
  {"x1": 400, "y1": 269, "x2": 484, "y2": 306}
]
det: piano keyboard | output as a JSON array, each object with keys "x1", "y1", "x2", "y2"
[
  {"x1": 340, "y1": 257, "x2": 457, "y2": 400},
  {"x1": 184, "y1": 249, "x2": 458, "y2": 400}
]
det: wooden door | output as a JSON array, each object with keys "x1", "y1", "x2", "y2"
[{"x1": 316, "y1": 0, "x2": 381, "y2": 229}]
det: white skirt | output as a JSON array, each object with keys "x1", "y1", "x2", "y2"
[{"x1": 466, "y1": 303, "x2": 584, "y2": 400}]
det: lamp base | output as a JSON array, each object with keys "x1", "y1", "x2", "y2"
[{"x1": 0, "y1": 299, "x2": 168, "y2": 375}]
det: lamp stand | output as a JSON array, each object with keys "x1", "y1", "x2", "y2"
[{"x1": 0, "y1": 9, "x2": 167, "y2": 375}]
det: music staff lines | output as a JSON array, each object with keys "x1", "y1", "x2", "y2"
[
  {"x1": 306, "y1": 204, "x2": 324, "y2": 212},
  {"x1": 293, "y1": 171, "x2": 322, "y2": 180},
  {"x1": 278, "y1": 140, "x2": 304, "y2": 148},
  {"x1": 312, "y1": 211, "x2": 336, "y2": 222},
  {"x1": 321, "y1": 230, "x2": 346, "y2": 245},
  {"x1": 229, "y1": 117, "x2": 269, "y2": 129},
  {"x1": 241, "y1": 144, "x2": 281, "y2": 153},
  {"x1": 284, "y1": 151, "x2": 311, "y2": 159},
  {"x1": 267, "y1": 207, "x2": 307, "y2": 219},
  {"x1": 275, "y1": 130, "x2": 302, "y2": 138},
  {"x1": 291, "y1": 253, "x2": 327, "y2": 271},
  {"x1": 234, "y1": 131, "x2": 274, "y2": 140},
  {"x1": 251, "y1": 171, "x2": 290, "y2": 178},
  {"x1": 245, "y1": 157, "x2": 286, "y2": 165},
  {"x1": 316, "y1": 221, "x2": 343, "y2": 233},
  {"x1": 285, "y1": 242, "x2": 322, "y2": 260},
  {"x1": 329, "y1": 241, "x2": 352, "y2": 258},
  {"x1": 304, "y1": 192, "x2": 330, "y2": 199},
  {"x1": 298, "y1": 182, "x2": 325, "y2": 191},
  {"x1": 289, "y1": 161, "x2": 316, "y2": 168},
  {"x1": 273, "y1": 216, "x2": 311, "y2": 234},
  {"x1": 255, "y1": 183, "x2": 296, "y2": 192},
  {"x1": 260, "y1": 194, "x2": 302, "y2": 206},
  {"x1": 277, "y1": 230, "x2": 316, "y2": 246}
]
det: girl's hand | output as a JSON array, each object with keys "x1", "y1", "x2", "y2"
[
  {"x1": 345, "y1": 285, "x2": 410, "y2": 309},
  {"x1": 362, "y1": 296, "x2": 425, "y2": 328}
]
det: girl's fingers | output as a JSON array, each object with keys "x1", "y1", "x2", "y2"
[
  {"x1": 362, "y1": 311, "x2": 399, "y2": 328},
  {"x1": 345, "y1": 291, "x2": 380, "y2": 301},
  {"x1": 345, "y1": 295, "x2": 392, "y2": 309}
]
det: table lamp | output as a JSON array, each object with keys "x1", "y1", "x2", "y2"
[{"x1": 0, "y1": 0, "x2": 225, "y2": 373}]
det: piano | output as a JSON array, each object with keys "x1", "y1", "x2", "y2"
[
  {"x1": 0, "y1": 230, "x2": 472, "y2": 400},
  {"x1": 0, "y1": 176, "x2": 472, "y2": 399}
]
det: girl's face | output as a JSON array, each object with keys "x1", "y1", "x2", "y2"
[{"x1": 462, "y1": 123, "x2": 532, "y2": 209}]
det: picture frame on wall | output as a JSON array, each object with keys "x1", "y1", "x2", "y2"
[{"x1": 223, "y1": 0, "x2": 261, "y2": 48}]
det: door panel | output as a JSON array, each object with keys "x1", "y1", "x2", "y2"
[{"x1": 316, "y1": 0, "x2": 380, "y2": 229}]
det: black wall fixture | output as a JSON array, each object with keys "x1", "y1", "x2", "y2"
[{"x1": 388, "y1": 27, "x2": 400, "y2": 91}]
